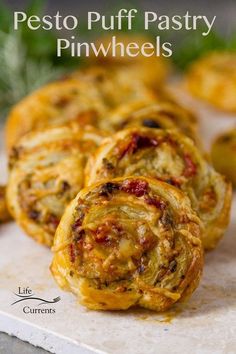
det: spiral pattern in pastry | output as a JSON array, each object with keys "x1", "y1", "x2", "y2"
[
  {"x1": 7, "y1": 125, "x2": 106, "y2": 246},
  {"x1": 51, "y1": 176, "x2": 203, "y2": 311},
  {"x1": 108, "y1": 101, "x2": 199, "y2": 144},
  {"x1": 5, "y1": 66, "x2": 155, "y2": 152},
  {"x1": 186, "y1": 52, "x2": 236, "y2": 113},
  {"x1": 86, "y1": 127, "x2": 232, "y2": 250}
]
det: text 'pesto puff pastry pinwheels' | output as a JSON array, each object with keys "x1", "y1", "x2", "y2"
[
  {"x1": 86, "y1": 127, "x2": 232, "y2": 250},
  {"x1": 7, "y1": 125, "x2": 106, "y2": 246},
  {"x1": 108, "y1": 101, "x2": 199, "y2": 145},
  {"x1": 5, "y1": 66, "x2": 155, "y2": 152},
  {"x1": 51, "y1": 176, "x2": 203, "y2": 312},
  {"x1": 0, "y1": 186, "x2": 11, "y2": 223},
  {"x1": 211, "y1": 128, "x2": 236, "y2": 187},
  {"x1": 186, "y1": 52, "x2": 236, "y2": 113}
]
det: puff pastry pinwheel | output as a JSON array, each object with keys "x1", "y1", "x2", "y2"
[
  {"x1": 0, "y1": 186, "x2": 11, "y2": 223},
  {"x1": 72, "y1": 66, "x2": 156, "y2": 125},
  {"x1": 7, "y1": 125, "x2": 106, "y2": 246},
  {"x1": 108, "y1": 101, "x2": 199, "y2": 144},
  {"x1": 6, "y1": 67, "x2": 155, "y2": 152},
  {"x1": 51, "y1": 176, "x2": 203, "y2": 311},
  {"x1": 86, "y1": 127, "x2": 232, "y2": 250},
  {"x1": 186, "y1": 52, "x2": 236, "y2": 113},
  {"x1": 91, "y1": 34, "x2": 170, "y2": 90},
  {"x1": 211, "y1": 128, "x2": 236, "y2": 187}
]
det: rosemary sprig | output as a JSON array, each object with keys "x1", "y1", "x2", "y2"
[
  {"x1": 0, "y1": 0, "x2": 78, "y2": 118},
  {"x1": 0, "y1": 30, "x2": 63, "y2": 118}
]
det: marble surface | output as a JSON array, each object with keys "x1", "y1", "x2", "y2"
[{"x1": 0, "y1": 88, "x2": 235, "y2": 354}]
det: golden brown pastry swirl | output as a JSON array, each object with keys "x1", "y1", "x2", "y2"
[
  {"x1": 186, "y1": 52, "x2": 236, "y2": 112},
  {"x1": 86, "y1": 127, "x2": 232, "y2": 250},
  {"x1": 5, "y1": 66, "x2": 155, "y2": 152},
  {"x1": 108, "y1": 101, "x2": 199, "y2": 144},
  {"x1": 51, "y1": 176, "x2": 203, "y2": 311},
  {"x1": 7, "y1": 125, "x2": 106, "y2": 246},
  {"x1": 211, "y1": 128, "x2": 236, "y2": 187}
]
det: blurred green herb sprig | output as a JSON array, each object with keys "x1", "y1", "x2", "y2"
[
  {"x1": 171, "y1": 27, "x2": 236, "y2": 70},
  {"x1": 0, "y1": 0, "x2": 80, "y2": 117}
]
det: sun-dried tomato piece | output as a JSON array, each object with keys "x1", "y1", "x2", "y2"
[
  {"x1": 121, "y1": 179, "x2": 148, "y2": 197},
  {"x1": 119, "y1": 134, "x2": 159, "y2": 158},
  {"x1": 183, "y1": 154, "x2": 197, "y2": 177}
]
